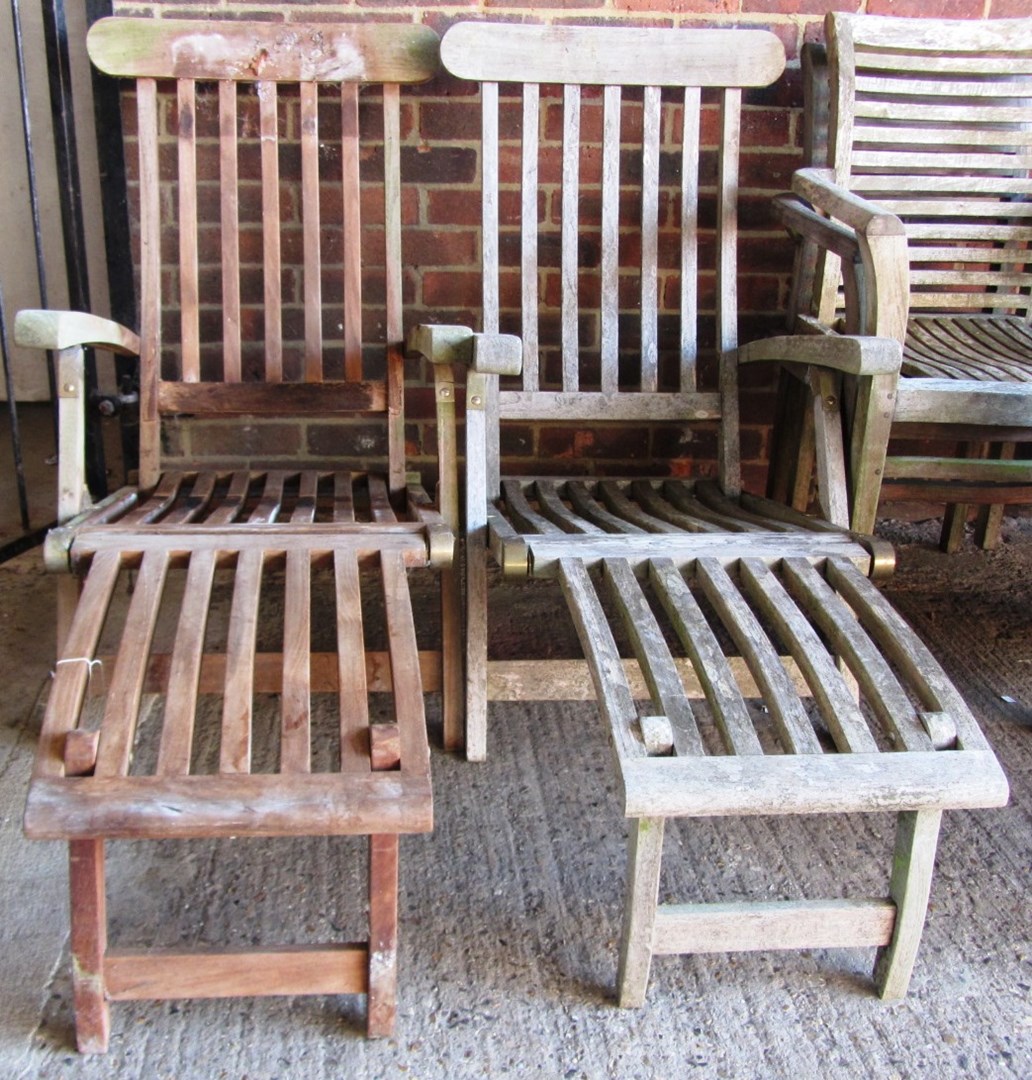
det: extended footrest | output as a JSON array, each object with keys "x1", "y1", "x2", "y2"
[
  {"x1": 30, "y1": 535, "x2": 433, "y2": 1049},
  {"x1": 554, "y1": 551, "x2": 1008, "y2": 1006}
]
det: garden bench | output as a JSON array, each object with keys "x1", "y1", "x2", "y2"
[{"x1": 770, "y1": 13, "x2": 1032, "y2": 551}]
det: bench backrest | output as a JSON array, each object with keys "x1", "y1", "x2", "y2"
[
  {"x1": 87, "y1": 18, "x2": 438, "y2": 488},
  {"x1": 819, "y1": 12, "x2": 1032, "y2": 326},
  {"x1": 441, "y1": 23, "x2": 786, "y2": 497}
]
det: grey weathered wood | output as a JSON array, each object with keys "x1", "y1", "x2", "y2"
[
  {"x1": 438, "y1": 22, "x2": 1010, "y2": 1015},
  {"x1": 781, "y1": 13, "x2": 1032, "y2": 540},
  {"x1": 874, "y1": 809, "x2": 942, "y2": 1000},
  {"x1": 88, "y1": 18, "x2": 439, "y2": 83}
]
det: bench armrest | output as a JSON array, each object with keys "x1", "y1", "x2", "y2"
[
  {"x1": 792, "y1": 168, "x2": 905, "y2": 240},
  {"x1": 407, "y1": 323, "x2": 522, "y2": 375},
  {"x1": 738, "y1": 334, "x2": 901, "y2": 377},
  {"x1": 787, "y1": 170, "x2": 910, "y2": 342}
]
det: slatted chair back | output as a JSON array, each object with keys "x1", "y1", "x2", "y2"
[
  {"x1": 817, "y1": 14, "x2": 1032, "y2": 338},
  {"x1": 441, "y1": 24, "x2": 786, "y2": 498},
  {"x1": 87, "y1": 19, "x2": 438, "y2": 490}
]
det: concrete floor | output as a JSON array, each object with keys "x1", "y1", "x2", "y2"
[{"x1": 0, "y1": 512, "x2": 1030, "y2": 1079}]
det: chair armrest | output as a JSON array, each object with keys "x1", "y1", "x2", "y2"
[
  {"x1": 407, "y1": 323, "x2": 522, "y2": 375},
  {"x1": 15, "y1": 311, "x2": 139, "y2": 527},
  {"x1": 792, "y1": 168, "x2": 905, "y2": 240},
  {"x1": 739, "y1": 335, "x2": 901, "y2": 377},
  {"x1": 15, "y1": 309, "x2": 140, "y2": 355}
]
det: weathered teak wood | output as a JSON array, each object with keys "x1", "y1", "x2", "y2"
[
  {"x1": 16, "y1": 18, "x2": 447, "y2": 1051},
  {"x1": 771, "y1": 13, "x2": 1032, "y2": 550},
  {"x1": 430, "y1": 21, "x2": 1009, "y2": 1012}
]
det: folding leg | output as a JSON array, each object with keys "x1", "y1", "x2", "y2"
[
  {"x1": 617, "y1": 817, "x2": 665, "y2": 1008},
  {"x1": 367, "y1": 834, "x2": 400, "y2": 1037},
  {"x1": 69, "y1": 839, "x2": 110, "y2": 1054},
  {"x1": 874, "y1": 809, "x2": 943, "y2": 1001}
]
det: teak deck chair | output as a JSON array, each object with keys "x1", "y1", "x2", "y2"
[
  {"x1": 422, "y1": 22, "x2": 1009, "y2": 1008},
  {"x1": 771, "y1": 14, "x2": 1032, "y2": 552},
  {"x1": 16, "y1": 18, "x2": 451, "y2": 1051}
]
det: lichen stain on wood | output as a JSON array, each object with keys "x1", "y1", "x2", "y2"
[{"x1": 170, "y1": 32, "x2": 368, "y2": 82}]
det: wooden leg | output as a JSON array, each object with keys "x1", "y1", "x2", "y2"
[
  {"x1": 874, "y1": 809, "x2": 942, "y2": 1001},
  {"x1": 974, "y1": 442, "x2": 1014, "y2": 550},
  {"x1": 440, "y1": 562, "x2": 464, "y2": 753},
  {"x1": 847, "y1": 372, "x2": 896, "y2": 536},
  {"x1": 367, "y1": 834, "x2": 399, "y2": 1038},
  {"x1": 464, "y1": 530, "x2": 489, "y2": 762},
  {"x1": 767, "y1": 369, "x2": 812, "y2": 511},
  {"x1": 69, "y1": 839, "x2": 110, "y2": 1054},
  {"x1": 809, "y1": 368, "x2": 850, "y2": 528},
  {"x1": 617, "y1": 817, "x2": 665, "y2": 1008},
  {"x1": 940, "y1": 503, "x2": 969, "y2": 554}
]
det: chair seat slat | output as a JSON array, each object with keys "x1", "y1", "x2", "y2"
[
  {"x1": 157, "y1": 549, "x2": 217, "y2": 776},
  {"x1": 648, "y1": 558, "x2": 760, "y2": 757}
]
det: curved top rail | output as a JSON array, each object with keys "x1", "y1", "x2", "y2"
[
  {"x1": 88, "y1": 18, "x2": 440, "y2": 84},
  {"x1": 441, "y1": 23, "x2": 785, "y2": 88}
]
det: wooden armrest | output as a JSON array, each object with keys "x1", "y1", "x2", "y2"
[
  {"x1": 407, "y1": 323, "x2": 522, "y2": 376},
  {"x1": 792, "y1": 168, "x2": 906, "y2": 239},
  {"x1": 15, "y1": 309, "x2": 140, "y2": 356},
  {"x1": 739, "y1": 335, "x2": 901, "y2": 377},
  {"x1": 774, "y1": 194, "x2": 861, "y2": 263}
]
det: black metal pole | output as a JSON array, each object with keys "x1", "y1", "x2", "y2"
[
  {"x1": 11, "y1": 0, "x2": 59, "y2": 450},
  {"x1": 39, "y1": 0, "x2": 108, "y2": 498},
  {"x1": 0, "y1": 280, "x2": 31, "y2": 533},
  {"x1": 86, "y1": 0, "x2": 138, "y2": 480}
]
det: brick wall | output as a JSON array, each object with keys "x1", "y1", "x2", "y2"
[{"x1": 111, "y1": 0, "x2": 1018, "y2": 493}]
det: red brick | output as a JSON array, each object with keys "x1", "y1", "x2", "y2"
[
  {"x1": 403, "y1": 228, "x2": 479, "y2": 268},
  {"x1": 742, "y1": 0, "x2": 859, "y2": 13},
  {"x1": 865, "y1": 0, "x2": 983, "y2": 15},
  {"x1": 188, "y1": 420, "x2": 301, "y2": 458},
  {"x1": 990, "y1": 0, "x2": 1032, "y2": 15},
  {"x1": 307, "y1": 422, "x2": 388, "y2": 459},
  {"x1": 615, "y1": 0, "x2": 738, "y2": 11}
]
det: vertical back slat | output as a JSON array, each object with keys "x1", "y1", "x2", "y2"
[
  {"x1": 301, "y1": 81, "x2": 322, "y2": 380},
  {"x1": 137, "y1": 78, "x2": 161, "y2": 480},
  {"x1": 177, "y1": 80, "x2": 200, "y2": 381},
  {"x1": 219, "y1": 81, "x2": 241, "y2": 382},
  {"x1": 521, "y1": 85, "x2": 540, "y2": 391},
  {"x1": 383, "y1": 86, "x2": 403, "y2": 348},
  {"x1": 601, "y1": 85, "x2": 621, "y2": 394},
  {"x1": 482, "y1": 81, "x2": 500, "y2": 333},
  {"x1": 383, "y1": 84, "x2": 406, "y2": 489},
  {"x1": 342, "y1": 82, "x2": 363, "y2": 381},
  {"x1": 717, "y1": 88, "x2": 742, "y2": 495},
  {"x1": 259, "y1": 82, "x2": 282, "y2": 382},
  {"x1": 680, "y1": 87, "x2": 701, "y2": 392},
  {"x1": 561, "y1": 84, "x2": 581, "y2": 391},
  {"x1": 640, "y1": 86, "x2": 661, "y2": 393}
]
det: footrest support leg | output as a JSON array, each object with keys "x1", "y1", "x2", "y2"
[
  {"x1": 69, "y1": 838, "x2": 110, "y2": 1054},
  {"x1": 874, "y1": 808, "x2": 942, "y2": 1001},
  {"x1": 367, "y1": 834, "x2": 400, "y2": 1037},
  {"x1": 617, "y1": 816, "x2": 665, "y2": 1008}
]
